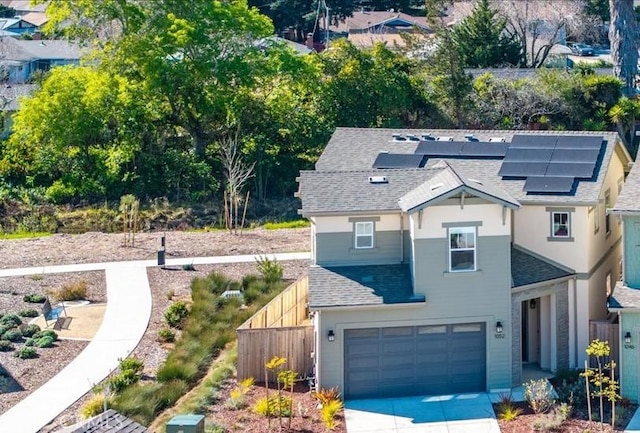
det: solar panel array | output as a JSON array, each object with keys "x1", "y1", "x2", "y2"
[
  {"x1": 372, "y1": 153, "x2": 426, "y2": 169},
  {"x1": 375, "y1": 134, "x2": 605, "y2": 195},
  {"x1": 499, "y1": 135, "x2": 604, "y2": 194},
  {"x1": 414, "y1": 140, "x2": 509, "y2": 158}
]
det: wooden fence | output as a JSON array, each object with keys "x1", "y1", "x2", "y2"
[
  {"x1": 236, "y1": 325, "x2": 314, "y2": 382},
  {"x1": 239, "y1": 276, "x2": 309, "y2": 329},
  {"x1": 236, "y1": 276, "x2": 314, "y2": 382},
  {"x1": 589, "y1": 320, "x2": 619, "y2": 369}
]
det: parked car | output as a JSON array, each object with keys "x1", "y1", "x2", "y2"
[{"x1": 568, "y1": 43, "x2": 594, "y2": 56}]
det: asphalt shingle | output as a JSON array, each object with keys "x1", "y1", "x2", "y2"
[
  {"x1": 612, "y1": 161, "x2": 640, "y2": 213},
  {"x1": 308, "y1": 264, "x2": 423, "y2": 309},
  {"x1": 511, "y1": 246, "x2": 574, "y2": 287}
]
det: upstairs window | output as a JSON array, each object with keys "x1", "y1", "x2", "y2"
[
  {"x1": 552, "y1": 212, "x2": 570, "y2": 238},
  {"x1": 354, "y1": 221, "x2": 374, "y2": 249},
  {"x1": 605, "y1": 190, "x2": 611, "y2": 235},
  {"x1": 449, "y1": 227, "x2": 476, "y2": 272}
]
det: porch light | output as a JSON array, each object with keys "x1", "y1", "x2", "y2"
[
  {"x1": 625, "y1": 331, "x2": 632, "y2": 344},
  {"x1": 327, "y1": 329, "x2": 335, "y2": 342},
  {"x1": 496, "y1": 321, "x2": 503, "y2": 334},
  {"x1": 529, "y1": 299, "x2": 536, "y2": 309}
]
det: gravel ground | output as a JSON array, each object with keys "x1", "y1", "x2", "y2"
[{"x1": 0, "y1": 228, "x2": 310, "y2": 431}]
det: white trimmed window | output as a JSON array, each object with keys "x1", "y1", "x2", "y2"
[
  {"x1": 552, "y1": 212, "x2": 570, "y2": 238},
  {"x1": 354, "y1": 221, "x2": 374, "y2": 249},
  {"x1": 449, "y1": 227, "x2": 476, "y2": 272}
]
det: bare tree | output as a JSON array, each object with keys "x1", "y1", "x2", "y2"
[
  {"x1": 220, "y1": 131, "x2": 255, "y2": 234},
  {"x1": 609, "y1": 0, "x2": 639, "y2": 97},
  {"x1": 495, "y1": 0, "x2": 590, "y2": 67}
]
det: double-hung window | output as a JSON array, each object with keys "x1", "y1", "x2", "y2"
[
  {"x1": 552, "y1": 212, "x2": 570, "y2": 238},
  {"x1": 354, "y1": 221, "x2": 374, "y2": 249},
  {"x1": 449, "y1": 227, "x2": 476, "y2": 272}
]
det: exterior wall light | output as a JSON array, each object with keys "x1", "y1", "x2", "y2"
[
  {"x1": 327, "y1": 329, "x2": 335, "y2": 342},
  {"x1": 529, "y1": 299, "x2": 536, "y2": 309},
  {"x1": 496, "y1": 321, "x2": 503, "y2": 334},
  {"x1": 625, "y1": 331, "x2": 632, "y2": 344}
]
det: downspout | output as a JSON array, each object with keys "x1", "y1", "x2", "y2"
[
  {"x1": 400, "y1": 212, "x2": 404, "y2": 263},
  {"x1": 573, "y1": 275, "x2": 578, "y2": 368}
]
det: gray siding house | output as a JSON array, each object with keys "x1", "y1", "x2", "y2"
[{"x1": 296, "y1": 128, "x2": 630, "y2": 399}]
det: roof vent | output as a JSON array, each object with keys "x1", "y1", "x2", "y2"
[
  {"x1": 421, "y1": 134, "x2": 435, "y2": 141},
  {"x1": 464, "y1": 134, "x2": 479, "y2": 142},
  {"x1": 489, "y1": 137, "x2": 506, "y2": 142},
  {"x1": 369, "y1": 175, "x2": 388, "y2": 184},
  {"x1": 392, "y1": 134, "x2": 406, "y2": 141},
  {"x1": 436, "y1": 136, "x2": 453, "y2": 141},
  {"x1": 430, "y1": 182, "x2": 444, "y2": 190},
  {"x1": 406, "y1": 134, "x2": 420, "y2": 141}
]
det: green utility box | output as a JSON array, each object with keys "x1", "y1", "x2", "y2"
[{"x1": 166, "y1": 414, "x2": 205, "y2": 433}]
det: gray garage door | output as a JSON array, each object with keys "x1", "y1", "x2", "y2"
[{"x1": 344, "y1": 323, "x2": 486, "y2": 399}]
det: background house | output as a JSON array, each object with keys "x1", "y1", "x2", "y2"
[
  {"x1": 328, "y1": 10, "x2": 432, "y2": 49},
  {"x1": 0, "y1": 37, "x2": 80, "y2": 83},
  {"x1": 296, "y1": 128, "x2": 630, "y2": 399},
  {"x1": 609, "y1": 161, "x2": 640, "y2": 402}
]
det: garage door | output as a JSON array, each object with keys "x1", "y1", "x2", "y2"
[{"x1": 344, "y1": 323, "x2": 486, "y2": 399}]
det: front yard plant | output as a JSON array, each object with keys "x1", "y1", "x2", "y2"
[
  {"x1": 111, "y1": 271, "x2": 286, "y2": 425},
  {"x1": 53, "y1": 280, "x2": 88, "y2": 301},
  {"x1": 163, "y1": 300, "x2": 189, "y2": 328}
]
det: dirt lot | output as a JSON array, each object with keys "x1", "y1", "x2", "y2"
[{"x1": 0, "y1": 228, "x2": 310, "y2": 430}]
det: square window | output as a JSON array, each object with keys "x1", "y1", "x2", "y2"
[
  {"x1": 449, "y1": 227, "x2": 476, "y2": 272},
  {"x1": 552, "y1": 212, "x2": 570, "y2": 238},
  {"x1": 354, "y1": 221, "x2": 374, "y2": 249}
]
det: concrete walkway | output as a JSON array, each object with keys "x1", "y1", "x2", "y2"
[{"x1": 0, "y1": 251, "x2": 310, "y2": 432}]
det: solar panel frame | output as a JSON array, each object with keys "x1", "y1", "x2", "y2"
[
  {"x1": 503, "y1": 148, "x2": 554, "y2": 162},
  {"x1": 524, "y1": 176, "x2": 575, "y2": 193},
  {"x1": 554, "y1": 136, "x2": 604, "y2": 150},
  {"x1": 510, "y1": 135, "x2": 558, "y2": 149},
  {"x1": 414, "y1": 141, "x2": 464, "y2": 156},
  {"x1": 459, "y1": 142, "x2": 509, "y2": 157},
  {"x1": 545, "y1": 162, "x2": 597, "y2": 179},
  {"x1": 498, "y1": 161, "x2": 549, "y2": 177},
  {"x1": 550, "y1": 148, "x2": 601, "y2": 163},
  {"x1": 372, "y1": 153, "x2": 426, "y2": 169}
]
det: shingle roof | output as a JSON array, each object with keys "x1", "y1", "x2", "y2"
[
  {"x1": 308, "y1": 264, "x2": 424, "y2": 309},
  {"x1": 297, "y1": 169, "x2": 436, "y2": 215},
  {"x1": 313, "y1": 127, "x2": 621, "y2": 206},
  {"x1": 612, "y1": 161, "x2": 640, "y2": 213},
  {"x1": 57, "y1": 410, "x2": 148, "y2": 433},
  {"x1": 398, "y1": 161, "x2": 520, "y2": 213},
  {"x1": 0, "y1": 83, "x2": 34, "y2": 110},
  {"x1": 330, "y1": 11, "x2": 431, "y2": 33},
  {"x1": 609, "y1": 284, "x2": 640, "y2": 309},
  {"x1": 511, "y1": 246, "x2": 574, "y2": 287}
]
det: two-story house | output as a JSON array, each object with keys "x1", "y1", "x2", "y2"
[
  {"x1": 609, "y1": 161, "x2": 640, "y2": 402},
  {"x1": 296, "y1": 128, "x2": 630, "y2": 399}
]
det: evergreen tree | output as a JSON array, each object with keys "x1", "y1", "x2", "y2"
[{"x1": 451, "y1": 0, "x2": 521, "y2": 68}]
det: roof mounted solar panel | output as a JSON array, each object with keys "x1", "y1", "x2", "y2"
[
  {"x1": 498, "y1": 161, "x2": 548, "y2": 177},
  {"x1": 372, "y1": 153, "x2": 426, "y2": 169},
  {"x1": 510, "y1": 134, "x2": 558, "y2": 149},
  {"x1": 460, "y1": 142, "x2": 509, "y2": 157},
  {"x1": 414, "y1": 141, "x2": 464, "y2": 156},
  {"x1": 555, "y1": 136, "x2": 604, "y2": 150},
  {"x1": 503, "y1": 147, "x2": 554, "y2": 162},
  {"x1": 545, "y1": 162, "x2": 597, "y2": 179},
  {"x1": 550, "y1": 148, "x2": 601, "y2": 163},
  {"x1": 524, "y1": 176, "x2": 575, "y2": 194}
]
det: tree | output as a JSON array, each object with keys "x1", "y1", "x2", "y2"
[
  {"x1": 497, "y1": 0, "x2": 594, "y2": 68},
  {"x1": 451, "y1": 0, "x2": 521, "y2": 68},
  {"x1": 429, "y1": 30, "x2": 473, "y2": 128},
  {"x1": 609, "y1": 96, "x2": 640, "y2": 158},
  {"x1": 609, "y1": 0, "x2": 639, "y2": 97}
]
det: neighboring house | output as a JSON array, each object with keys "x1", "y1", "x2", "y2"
[
  {"x1": 0, "y1": 37, "x2": 80, "y2": 83},
  {"x1": 0, "y1": 0, "x2": 48, "y2": 34},
  {"x1": 296, "y1": 127, "x2": 630, "y2": 399},
  {"x1": 328, "y1": 10, "x2": 432, "y2": 48},
  {"x1": 0, "y1": 17, "x2": 37, "y2": 35},
  {"x1": 0, "y1": 83, "x2": 34, "y2": 138},
  {"x1": 609, "y1": 161, "x2": 640, "y2": 402}
]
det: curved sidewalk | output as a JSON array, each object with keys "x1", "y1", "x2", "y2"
[{"x1": 0, "y1": 251, "x2": 310, "y2": 432}]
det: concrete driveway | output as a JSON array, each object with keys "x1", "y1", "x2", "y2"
[{"x1": 345, "y1": 392, "x2": 502, "y2": 433}]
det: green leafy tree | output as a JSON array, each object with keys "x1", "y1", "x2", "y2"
[
  {"x1": 451, "y1": 0, "x2": 521, "y2": 68},
  {"x1": 609, "y1": 96, "x2": 640, "y2": 158}
]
